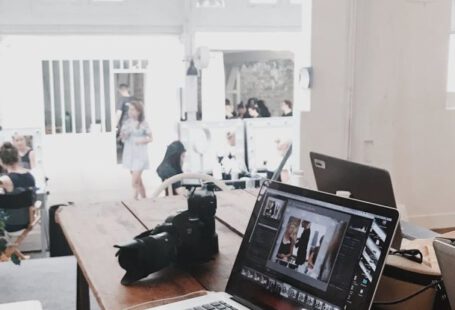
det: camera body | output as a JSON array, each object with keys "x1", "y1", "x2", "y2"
[{"x1": 115, "y1": 186, "x2": 219, "y2": 285}]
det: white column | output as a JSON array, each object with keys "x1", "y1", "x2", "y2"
[
  {"x1": 293, "y1": 0, "x2": 313, "y2": 187},
  {"x1": 201, "y1": 52, "x2": 225, "y2": 121},
  {"x1": 182, "y1": 0, "x2": 198, "y2": 121}
]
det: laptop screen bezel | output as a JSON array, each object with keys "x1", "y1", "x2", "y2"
[{"x1": 225, "y1": 181, "x2": 400, "y2": 310}]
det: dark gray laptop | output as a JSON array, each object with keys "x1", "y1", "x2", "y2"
[{"x1": 310, "y1": 152, "x2": 403, "y2": 250}]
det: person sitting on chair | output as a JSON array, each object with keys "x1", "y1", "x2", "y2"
[
  {"x1": 156, "y1": 141, "x2": 187, "y2": 195},
  {"x1": 0, "y1": 142, "x2": 36, "y2": 231}
]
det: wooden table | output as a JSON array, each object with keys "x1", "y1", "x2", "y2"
[
  {"x1": 57, "y1": 190, "x2": 256, "y2": 310},
  {"x1": 58, "y1": 185, "x2": 441, "y2": 310}
]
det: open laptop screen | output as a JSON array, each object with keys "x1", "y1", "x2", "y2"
[{"x1": 226, "y1": 182, "x2": 399, "y2": 310}]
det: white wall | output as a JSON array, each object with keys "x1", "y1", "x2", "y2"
[
  {"x1": 0, "y1": 0, "x2": 184, "y2": 34},
  {"x1": 304, "y1": 0, "x2": 455, "y2": 228},
  {"x1": 0, "y1": 0, "x2": 301, "y2": 34},
  {"x1": 300, "y1": 0, "x2": 353, "y2": 187},
  {"x1": 0, "y1": 35, "x2": 184, "y2": 204},
  {"x1": 192, "y1": 0, "x2": 301, "y2": 31},
  {"x1": 350, "y1": 0, "x2": 455, "y2": 228}
]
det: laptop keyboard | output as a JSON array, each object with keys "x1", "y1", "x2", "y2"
[{"x1": 185, "y1": 300, "x2": 239, "y2": 310}]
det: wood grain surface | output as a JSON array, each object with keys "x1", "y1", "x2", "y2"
[
  {"x1": 57, "y1": 201, "x2": 204, "y2": 310},
  {"x1": 122, "y1": 192, "x2": 246, "y2": 292}
]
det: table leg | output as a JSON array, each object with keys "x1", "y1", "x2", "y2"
[
  {"x1": 37, "y1": 193, "x2": 49, "y2": 253},
  {"x1": 77, "y1": 264, "x2": 90, "y2": 310}
]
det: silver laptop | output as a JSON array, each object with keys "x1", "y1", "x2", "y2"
[
  {"x1": 149, "y1": 181, "x2": 400, "y2": 310},
  {"x1": 434, "y1": 238, "x2": 455, "y2": 309}
]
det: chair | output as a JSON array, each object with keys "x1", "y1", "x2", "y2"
[
  {"x1": 0, "y1": 188, "x2": 41, "y2": 261},
  {"x1": 152, "y1": 173, "x2": 230, "y2": 198}
]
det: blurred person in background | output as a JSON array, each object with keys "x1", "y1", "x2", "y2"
[
  {"x1": 281, "y1": 100, "x2": 293, "y2": 117},
  {"x1": 247, "y1": 104, "x2": 260, "y2": 118},
  {"x1": 236, "y1": 102, "x2": 246, "y2": 119},
  {"x1": 225, "y1": 99, "x2": 237, "y2": 119},
  {"x1": 243, "y1": 98, "x2": 257, "y2": 118},
  {"x1": 121, "y1": 101, "x2": 152, "y2": 200},
  {"x1": 256, "y1": 100, "x2": 271, "y2": 117},
  {"x1": 156, "y1": 141, "x2": 187, "y2": 196},
  {"x1": 0, "y1": 142, "x2": 36, "y2": 231},
  {"x1": 12, "y1": 133, "x2": 36, "y2": 170}
]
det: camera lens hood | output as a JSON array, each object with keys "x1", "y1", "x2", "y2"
[{"x1": 115, "y1": 232, "x2": 176, "y2": 285}]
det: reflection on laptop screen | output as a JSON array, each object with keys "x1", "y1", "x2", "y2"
[{"x1": 226, "y1": 184, "x2": 397, "y2": 310}]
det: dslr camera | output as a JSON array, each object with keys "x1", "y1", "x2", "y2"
[{"x1": 115, "y1": 186, "x2": 219, "y2": 285}]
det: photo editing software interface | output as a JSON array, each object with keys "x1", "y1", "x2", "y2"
[{"x1": 228, "y1": 188, "x2": 395, "y2": 310}]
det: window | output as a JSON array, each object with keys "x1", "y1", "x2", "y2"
[
  {"x1": 447, "y1": 1, "x2": 455, "y2": 109},
  {"x1": 41, "y1": 59, "x2": 148, "y2": 134}
]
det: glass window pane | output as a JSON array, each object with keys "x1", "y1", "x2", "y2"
[
  {"x1": 62, "y1": 60, "x2": 73, "y2": 133},
  {"x1": 73, "y1": 60, "x2": 83, "y2": 133},
  {"x1": 52, "y1": 61, "x2": 63, "y2": 134},
  {"x1": 83, "y1": 60, "x2": 92, "y2": 132},
  {"x1": 42, "y1": 61, "x2": 52, "y2": 134},
  {"x1": 103, "y1": 60, "x2": 112, "y2": 132},
  {"x1": 93, "y1": 60, "x2": 101, "y2": 127}
]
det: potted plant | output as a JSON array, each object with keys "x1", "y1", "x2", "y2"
[{"x1": 0, "y1": 209, "x2": 20, "y2": 264}]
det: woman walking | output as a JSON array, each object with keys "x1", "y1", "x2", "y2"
[{"x1": 121, "y1": 101, "x2": 152, "y2": 199}]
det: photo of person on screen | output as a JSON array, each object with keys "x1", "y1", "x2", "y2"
[
  {"x1": 263, "y1": 198, "x2": 285, "y2": 221},
  {"x1": 264, "y1": 201, "x2": 276, "y2": 217},
  {"x1": 276, "y1": 222, "x2": 298, "y2": 261},
  {"x1": 295, "y1": 220, "x2": 311, "y2": 266},
  {"x1": 307, "y1": 235, "x2": 324, "y2": 270}
]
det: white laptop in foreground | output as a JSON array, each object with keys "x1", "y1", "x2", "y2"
[{"x1": 149, "y1": 181, "x2": 399, "y2": 310}]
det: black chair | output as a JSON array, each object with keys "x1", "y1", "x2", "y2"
[{"x1": 0, "y1": 188, "x2": 41, "y2": 261}]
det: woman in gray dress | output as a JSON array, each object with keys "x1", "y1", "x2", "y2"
[{"x1": 120, "y1": 101, "x2": 152, "y2": 199}]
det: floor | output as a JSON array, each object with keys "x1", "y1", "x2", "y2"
[
  {"x1": 0, "y1": 186, "x2": 159, "y2": 309},
  {"x1": 0, "y1": 193, "x2": 126, "y2": 309},
  {"x1": 0, "y1": 256, "x2": 100, "y2": 310}
]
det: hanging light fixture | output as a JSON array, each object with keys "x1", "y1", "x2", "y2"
[{"x1": 186, "y1": 59, "x2": 198, "y2": 76}]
